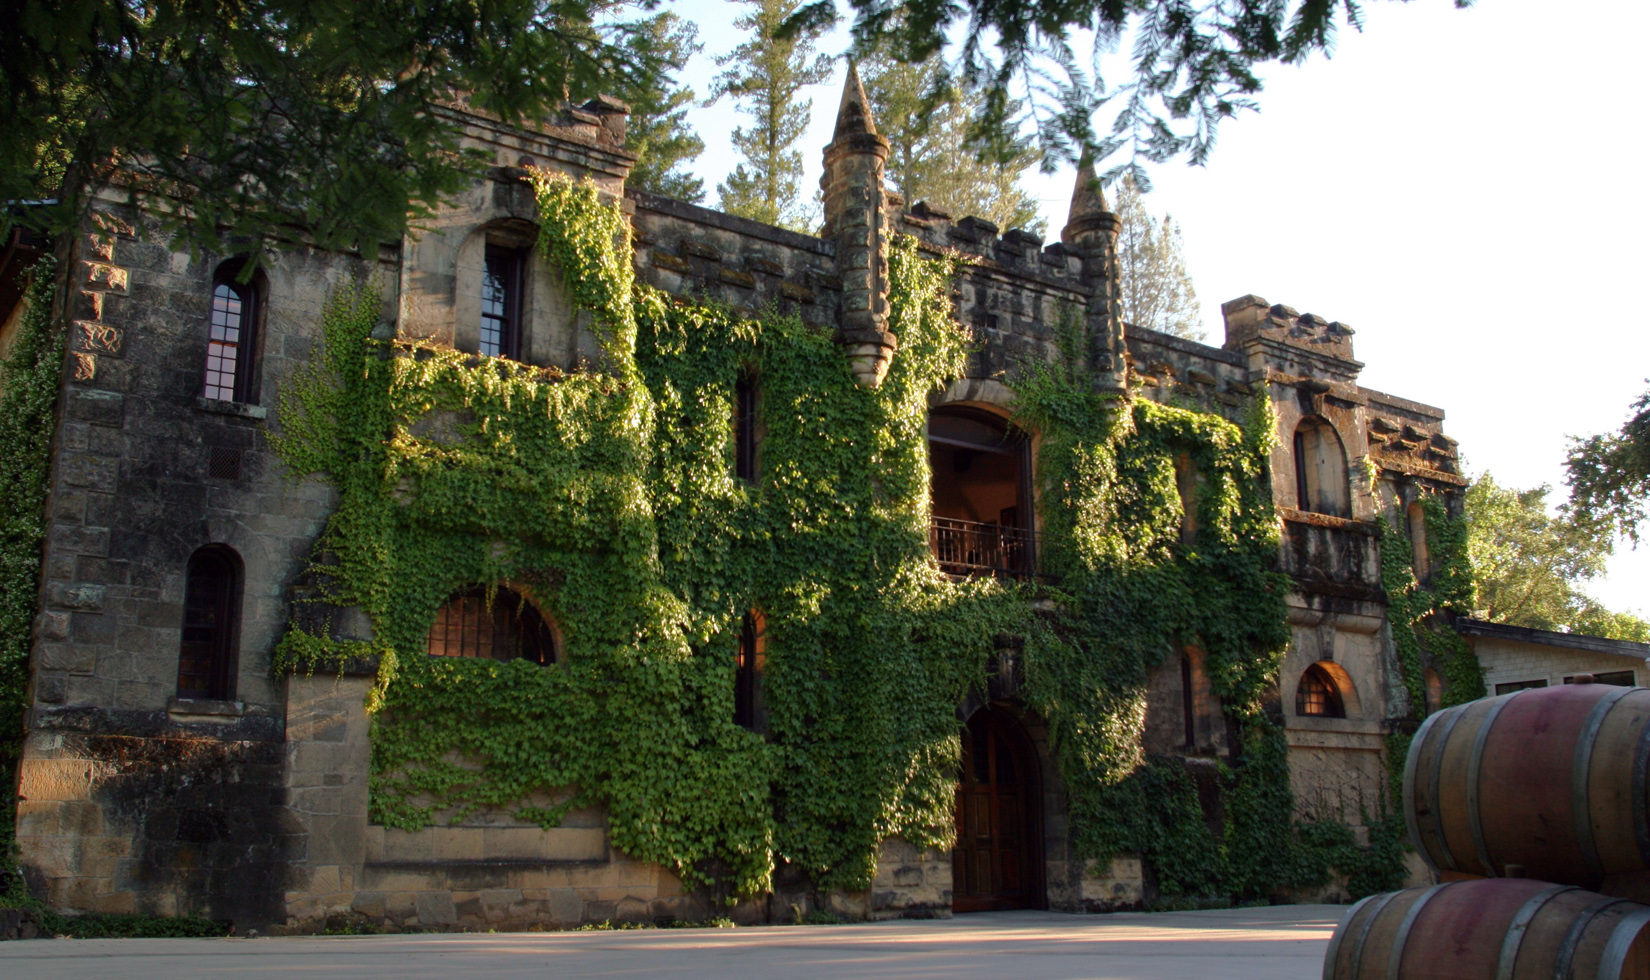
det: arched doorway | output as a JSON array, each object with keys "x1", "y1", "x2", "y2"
[{"x1": 954, "y1": 705, "x2": 1044, "y2": 911}]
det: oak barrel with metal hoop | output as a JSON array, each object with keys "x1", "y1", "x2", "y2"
[
  {"x1": 1323, "y1": 879, "x2": 1650, "y2": 980},
  {"x1": 1403, "y1": 680, "x2": 1650, "y2": 889}
]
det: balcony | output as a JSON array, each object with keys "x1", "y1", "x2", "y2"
[{"x1": 930, "y1": 516, "x2": 1037, "y2": 580}]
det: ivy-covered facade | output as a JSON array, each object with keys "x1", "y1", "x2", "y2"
[{"x1": 2, "y1": 72, "x2": 1471, "y2": 931}]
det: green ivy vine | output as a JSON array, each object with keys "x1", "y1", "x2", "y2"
[
  {"x1": 1, "y1": 255, "x2": 63, "y2": 906},
  {"x1": 271, "y1": 171, "x2": 1365, "y2": 903}
]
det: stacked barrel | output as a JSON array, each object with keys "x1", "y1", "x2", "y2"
[{"x1": 1324, "y1": 678, "x2": 1650, "y2": 980}]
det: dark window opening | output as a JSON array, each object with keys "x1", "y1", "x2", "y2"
[
  {"x1": 1181, "y1": 653, "x2": 1196, "y2": 749},
  {"x1": 177, "y1": 546, "x2": 242, "y2": 700},
  {"x1": 1565, "y1": 671, "x2": 1635, "y2": 687},
  {"x1": 427, "y1": 586, "x2": 556, "y2": 665},
  {"x1": 734, "y1": 375, "x2": 757, "y2": 483},
  {"x1": 1293, "y1": 417, "x2": 1350, "y2": 517},
  {"x1": 735, "y1": 610, "x2": 766, "y2": 731},
  {"x1": 202, "y1": 268, "x2": 260, "y2": 403},
  {"x1": 1296, "y1": 664, "x2": 1346, "y2": 718},
  {"x1": 481, "y1": 247, "x2": 524, "y2": 359},
  {"x1": 928, "y1": 408, "x2": 1035, "y2": 579},
  {"x1": 1495, "y1": 679, "x2": 1548, "y2": 695}
]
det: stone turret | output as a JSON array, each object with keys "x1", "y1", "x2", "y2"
[
  {"x1": 1060, "y1": 162, "x2": 1127, "y2": 392},
  {"x1": 820, "y1": 64, "x2": 895, "y2": 387}
]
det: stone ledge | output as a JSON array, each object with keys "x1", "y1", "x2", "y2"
[
  {"x1": 167, "y1": 696, "x2": 245, "y2": 718},
  {"x1": 194, "y1": 396, "x2": 268, "y2": 420}
]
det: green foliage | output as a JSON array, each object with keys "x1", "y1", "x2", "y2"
[
  {"x1": 1382, "y1": 496, "x2": 1482, "y2": 711},
  {"x1": 710, "y1": 0, "x2": 835, "y2": 232},
  {"x1": 1115, "y1": 176, "x2": 1203, "y2": 341},
  {"x1": 861, "y1": 51, "x2": 1044, "y2": 235},
  {"x1": 588, "y1": 12, "x2": 707, "y2": 204},
  {"x1": 1465, "y1": 471, "x2": 1648, "y2": 638},
  {"x1": 37, "y1": 911, "x2": 231, "y2": 938},
  {"x1": 0, "y1": 256, "x2": 63, "y2": 892},
  {"x1": 1567, "y1": 386, "x2": 1650, "y2": 544},
  {"x1": 2, "y1": 0, "x2": 682, "y2": 258},
  {"x1": 272, "y1": 174, "x2": 1356, "y2": 902}
]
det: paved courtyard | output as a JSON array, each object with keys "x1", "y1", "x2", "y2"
[{"x1": 0, "y1": 905, "x2": 1344, "y2": 980}]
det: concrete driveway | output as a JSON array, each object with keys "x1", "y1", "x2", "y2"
[{"x1": 0, "y1": 905, "x2": 1346, "y2": 980}]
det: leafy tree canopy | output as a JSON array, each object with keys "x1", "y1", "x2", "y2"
[
  {"x1": 862, "y1": 51, "x2": 1043, "y2": 235},
  {"x1": 1114, "y1": 175, "x2": 1202, "y2": 340},
  {"x1": 786, "y1": 0, "x2": 1474, "y2": 186},
  {"x1": 620, "y1": 12, "x2": 708, "y2": 203},
  {"x1": 1, "y1": 0, "x2": 690, "y2": 257},
  {"x1": 1566, "y1": 387, "x2": 1650, "y2": 546},
  {"x1": 1465, "y1": 472, "x2": 1649, "y2": 641},
  {"x1": 710, "y1": 0, "x2": 834, "y2": 232}
]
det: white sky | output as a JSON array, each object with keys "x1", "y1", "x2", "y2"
[{"x1": 665, "y1": 0, "x2": 1650, "y2": 614}]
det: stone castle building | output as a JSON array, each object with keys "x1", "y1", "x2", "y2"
[{"x1": 2, "y1": 70, "x2": 1464, "y2": 930}]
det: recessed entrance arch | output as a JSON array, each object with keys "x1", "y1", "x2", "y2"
[{"x1": 953, "y1": 704, "x2": 1045, "y2": 911}]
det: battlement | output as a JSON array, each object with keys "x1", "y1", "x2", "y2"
[
  {"x1": 1220, "y1": 294, "x2": 1357, "y2": 364},
  {"x1": 894, "y1": 200, "x2": 1085, "y2": 284}
]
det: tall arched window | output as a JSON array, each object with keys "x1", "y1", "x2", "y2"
[
  {"x1": 480, "y1": 246, "x2": 525, "y2": 359},
  {"x1": 1407, "y1": 502, "x2": 1430, "y2": 580},
  {"x1": 735, "y1": 610, "x2": 766, "y2": 732},
  {"x1": 1292, "y1": 417, "x2": 1350, "y2": 517},
  {"x1": 1295, "y1": 663, "x2": 1346, "y2": 719},
  {"x1": 426, "y1": 586, "x2": 557, "y2": 665},
  {"x1": 733, "y1": 373, "x2": 758, "y2": 484},
  {"x1": 201, "y1": 262, "x2": 262, "y2": 403},
  {"x1": 177, "y1": 545, "x2": 243, "y2": 700}
]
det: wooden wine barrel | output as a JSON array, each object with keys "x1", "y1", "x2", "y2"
[
  {"x1": 1403, "y1": 679, "x2": 1650, "y2": 889},
  {"x1": 1324, "y1": 879, "x2": 1650, "y2": 980}
]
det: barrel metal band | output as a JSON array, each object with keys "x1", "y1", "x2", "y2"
[
  {"x1": 1555, "y1": 896, "x2": 1630, "y2": 980},
  {"x1": 1494, "y1": 885, "x2": 1575, "y2": 980},
  {"x1": 1467, "y1": 692, "x2": 1522, "y2": 876},
  {"x1": 1404, "y1": 709, "x2": 1446, "y2": 873},
  {"x1": 1387, "y1": 883, "x2": 1451, "y2": 980},
  {"x1": 1634, "y1": 711, "x2": 1650, "y2": 868},
  {"x1": 1348, "y1": 890, "x2": 1400, "y2": 980},
  {"x1": 1428, "y1": 707, "x2": 1469, "y2": 872},
  {"x1": 1598, "y1": 906, "x2": 1650, "y2": 980},
  {"x1": 1322, "y1": 893, "x2": 1379, "y2": 980},
  {"x1": 1574, "y1": 686, "x2": 1635, "y2": 881}
]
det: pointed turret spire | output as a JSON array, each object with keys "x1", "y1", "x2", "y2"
[
  {"x1": 1061, "y1": 158, "x2": 1113, "y2": 246},
  {"x1": 833, "y1": 62, "x2": 879, "y2": 140},
  {"x1": 820, "y1": 62, "x2": 895, "y2": 387}
]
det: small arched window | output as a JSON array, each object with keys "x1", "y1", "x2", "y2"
[
  {"x1": 1293, "y1": 417, "x2": 1350, "y2": 517},
  {"x1": 735, "y1": 610, "x2": 766, "y2": 732},
  {"x1": 1296, "y1": 663, "x2": 1346, "y2": 719},
  {"x1": 1424, "y1": 668, "x2": 1443, "y2": 716},
  {"x1": 1174, "y1": 453, "x2": 1198, "y2": 544},
  {"x1": 1408, "y1": 502, "x2": 1430, "y2": 580},
  {"x1": 480, "y1": 246, "x2": 525, "y2": 359},
  {"x1": 426, "y1": 586, "x2": 557, "y2": 665},
  {"x1": 201, "y1": 262, "x2": 262, "y2": 403},
  {"x1": 177, "y1": 545, "x2": 243, "y2": 700}
]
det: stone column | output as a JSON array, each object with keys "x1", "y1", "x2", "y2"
[
  {"x1": 820, "y1": 64, "x2": 896, "y2": 388},
  {"x1": 1060, "y1": 163, "x2": 1128, "y2": 393}
]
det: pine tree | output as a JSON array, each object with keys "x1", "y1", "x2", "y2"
[
  {"x1": 861, "y1": 54, "x2": 1043, "y2": 235},
  {"x1": 1114, "y1": 176, "x2": 1204, "y2": 341},
  {"x1": 710, "y1": 0, "x2": 834, "y2": 232},
  {"x1": 604, "y1": 13, "x2": 707, "y2": 203}
]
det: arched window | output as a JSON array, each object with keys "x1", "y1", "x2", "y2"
[
  {"x1": 1293, "y1": 417, "x2": 1350, "y2": 517},
  {"x1": 927, "y1": 407, "x2": 1034, "y2": 577},
  {"x1": 1424, "y1": 668, "x2": 1443, "y2": 716},
  {"x1": 1295, "y1": 663, "x2": 1346, "y2": 719},
  {"x1": 480, "y1": 245, "x2": 525, "y2": 359},
  {"x1": 177, "y1": 545, "x2": 243, "y2": 700},
  {"x1": 735, "y1": 610, "x2": 766, "y2": 731},
  {"x1": 1408, "y1": 502, "x2": 1430, "y2": 580},
  {"x1": 201, "y1": 262, "x2": 261, "y2": 403},
  {"x1": 1174, "y1": 453, "x2": 1198, "y2": 544},
  {"x1": 426, "y1": 586, "x2": 557, "y2": 665}
]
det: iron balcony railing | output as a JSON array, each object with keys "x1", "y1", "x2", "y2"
[{"x1": 930, "y1": 516, "x2": 1037, "y2": 580}]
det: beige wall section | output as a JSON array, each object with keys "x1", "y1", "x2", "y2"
[
  {"x1": 1282, "y1": 606, "x2": 1391, "y2": 828},
  {"x1": 1472, "y1": 635, "x2": 1649, "y2": 692}
]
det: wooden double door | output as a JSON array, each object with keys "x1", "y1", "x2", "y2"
[{"x1": 953, "y1": 707, "x2": 1044, "y2": 912}]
